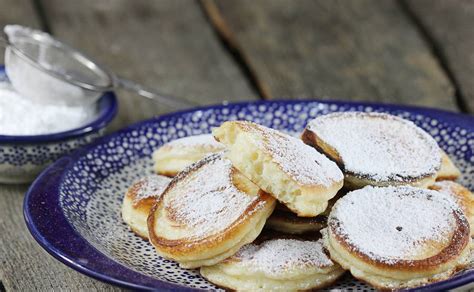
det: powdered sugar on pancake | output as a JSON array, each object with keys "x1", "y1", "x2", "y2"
[
  {"x1": 329, "y1": 186, "x2": 464, "y2": 264},
  {"x1": 130, "y1": 175, "x2": 171, "y2": 204},
  {"x1": 163, "y1": 153, "x2": 268, "y2": 239},
  {"x1": 164, "y1": 134, "x2": 224, "y2": 149},
  {"x1": 430, "y1": 181, "x2": 474, "y2": 221},
  {"x1": 430, "y1": 181, "x2": 472, "y2": 201},
  {"x1": 307, "y1": 112, "x2": 442, "y2": 182},
  {"x1": 240, "y1": 122, "x2": 343, "y2": 186},
  {"x1": 231, "y1": 239, "x2": 334, "y2": 277}
]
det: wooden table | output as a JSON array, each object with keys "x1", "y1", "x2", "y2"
[{"x1": 0, "y1": 0, "x2": 473, "y2": 290}]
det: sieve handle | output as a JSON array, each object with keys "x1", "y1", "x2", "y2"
[{"x1": 115, "y1": 77, "x2": 196, "y2": 109}]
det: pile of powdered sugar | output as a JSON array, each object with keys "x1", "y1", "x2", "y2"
[
  {"x1": 232, "y1": 239, "x2": 334, "y2": 276},
  {"x1": 0, "y1": 82, "x2": 98, "y2": 135},
  {"x1": 307, "y1": 112, "x2": 442, "y2": 182},
  {"x1": 329, "y1": 186, "x2": 461, "y2": 263}
]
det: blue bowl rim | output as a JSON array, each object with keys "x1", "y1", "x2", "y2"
[
  {"x1": 24, "y1": 99, "x2": 474, "y2": 291},
  {"x1": 0, "y1": 65, "x2": 118, "y2": 144}
]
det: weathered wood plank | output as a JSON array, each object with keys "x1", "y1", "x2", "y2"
[
  {"x1": 202, "y1": 0, "x2": 458, "y2": 111},
  {"x1": 0, "y1": 1, "x2": 120, "y2": 290},
  {"x1": 404, "y1": 0, "x2": 474, "y2": 114},
  {"x1": 40, "y1": 0, "x2": 257, "y2": 131},
  {"x1": 0, "y1": 186, "x2": 122, "y2": 291},
  {"x1": 1, "y1": 1, "x2": 255, "y2": 290}
]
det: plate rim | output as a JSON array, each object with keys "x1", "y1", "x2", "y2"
[{"x1": 24, "y1": 99, "x2": 474, "y2": 291}]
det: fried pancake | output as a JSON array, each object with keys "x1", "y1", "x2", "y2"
[
  {"x1": 265, "y1": 191, "x2": 344, "y2": 234},
  {"x1": 302, "y1": 112, "x2": 442, "y2": 189},
  {"x1": 152, "y1": 134, "x2": 225, "y2": 176},
  {"x1": 148, "y1": 153, "x2": 276, "y2": 268},
  {"x1": 121, "y1": 174, "x2": 171, "y2": 239},
  {"x1": 323, "y1": 186, "x2": 471, "y2": 290},
  {"x1": 213, "y1": 121, "x2": 344, "y2": 217},
  {"x1": 200, "y1": 236, "x2": 345, "y2": 291},
  {"x1": 265, "y1": 207, "x2": 327, "y2": 234},
  {"x1": 430, "y1": 181, "x2": 474, "y2": 236},
  {"x1": 436, "y1": 151, "x2": 461, "y2": 181}
]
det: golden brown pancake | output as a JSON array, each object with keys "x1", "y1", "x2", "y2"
[
  {"x1": 213, "y1": 121, "x2": 344, "y2": 217},
  {"x1": 152, "y1": 134, "x2": 225, "y2": 176},
  {"x1": 265, "y1": 207, "x2": 328, "y2": 235},
  {"x1": 265, "y1": 191, "x2": 345, "y2": 234},
  {"x1": 430, "y1": 181, "x2": 474, "y2": 236},
  {"x1": 323, "y1": 185, "x2": 471, "y2": 290},
  {"x1": 148, "y1": 153, "x2": 276, "y2": 268},
  {"x1": 302, "y1": 112, "x2": 442, "y2": 189},
  {"x1": 436, "y1": 151, "x2": 461, "y2": 181},
  {"x1": 200, "y1": 234, "x2": 345, "y2": 291},
  {"x1": 121, "y1": 174, "x2": 171, "y2": 239}
]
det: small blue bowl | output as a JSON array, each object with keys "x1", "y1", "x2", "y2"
[{"x1": 0, "y1": 66, "x2": 118, "y2": 183}]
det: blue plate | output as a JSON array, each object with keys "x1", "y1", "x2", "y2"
[{"x1": 24, "y1": 100, "x2": 474, "y2": 291}]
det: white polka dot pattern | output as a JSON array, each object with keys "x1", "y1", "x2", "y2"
[{"x1": 58, "y1": 102, "x2": 473, "y2": 290}]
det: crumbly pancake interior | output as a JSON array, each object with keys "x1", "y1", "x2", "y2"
[{"x1": 214, "y1": 121, "x2": 343, "y2": 216}]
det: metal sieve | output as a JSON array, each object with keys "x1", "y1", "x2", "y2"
[{"x1": 1, "y1": 25, "x2": 195, "y2": 108}]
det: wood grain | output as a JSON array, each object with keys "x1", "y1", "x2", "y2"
[
  {"x1": 404, "y1": 0, "x2": 474, "y2": 113},
  {"x1": 0, "y1": 185, "x2": 122, "y2": 291},
  {"x1": 1, "y1": 1, "x2": 255, "y2": 290},
  {"x1": 0, "y1": 0, "x2": 471, "y2": 291},
  {"x1": 0, "y1": 1, "x2": 120, "y2": 290},
  {"x1": 39, "y1": 0, "x2": 257, "y2": 131},
  {"x1": 202, "y1": 0, "x2": 458, "y2": 111}
]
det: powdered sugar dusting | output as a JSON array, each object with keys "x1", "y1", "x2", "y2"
[
  {"x1": 232, "y1": 239, "x2": 334, "y2": 277},
  {"x1": 307, "y1": 112, "x2": 442, "y2": 182},
  {"x1": 164, "y1": 153, "x2": 266, "y2": 239},
  {"x1": 131, "y1": 175, "x2": 171, "y2": 204},
  {"x1": 329, "y1": 186, "x2": 461, "y2": 263},
  {"x1": 429, "y1": 181, "x2": 461, "y2": 204},
  {"x1": 430, "y1": 181, "x2": 474, "y2": 219},
  {"x1": 430, "y1": 181, "x2": 471, "y2": 199},
  {"x1": 165, "y1": 134, "x2": 224, "y2": 149},
  {"x1": 241, "y1": 122, "x2": 343, "y2": 186}
]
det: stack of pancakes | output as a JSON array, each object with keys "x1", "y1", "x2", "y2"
[{"x1": 122, "y1": 111, "x2": 473, "y2": 291}]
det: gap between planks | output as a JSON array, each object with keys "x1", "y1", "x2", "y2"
[
  {"x1": 200, "y1": 0, "x2": 458, "y2": 111},
  {"x1": 399, "y1": 0, "x2": 469, "y2": 114},
  {"x1": 200, "y1": 0, "x2": 272, "y2": 100}
]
